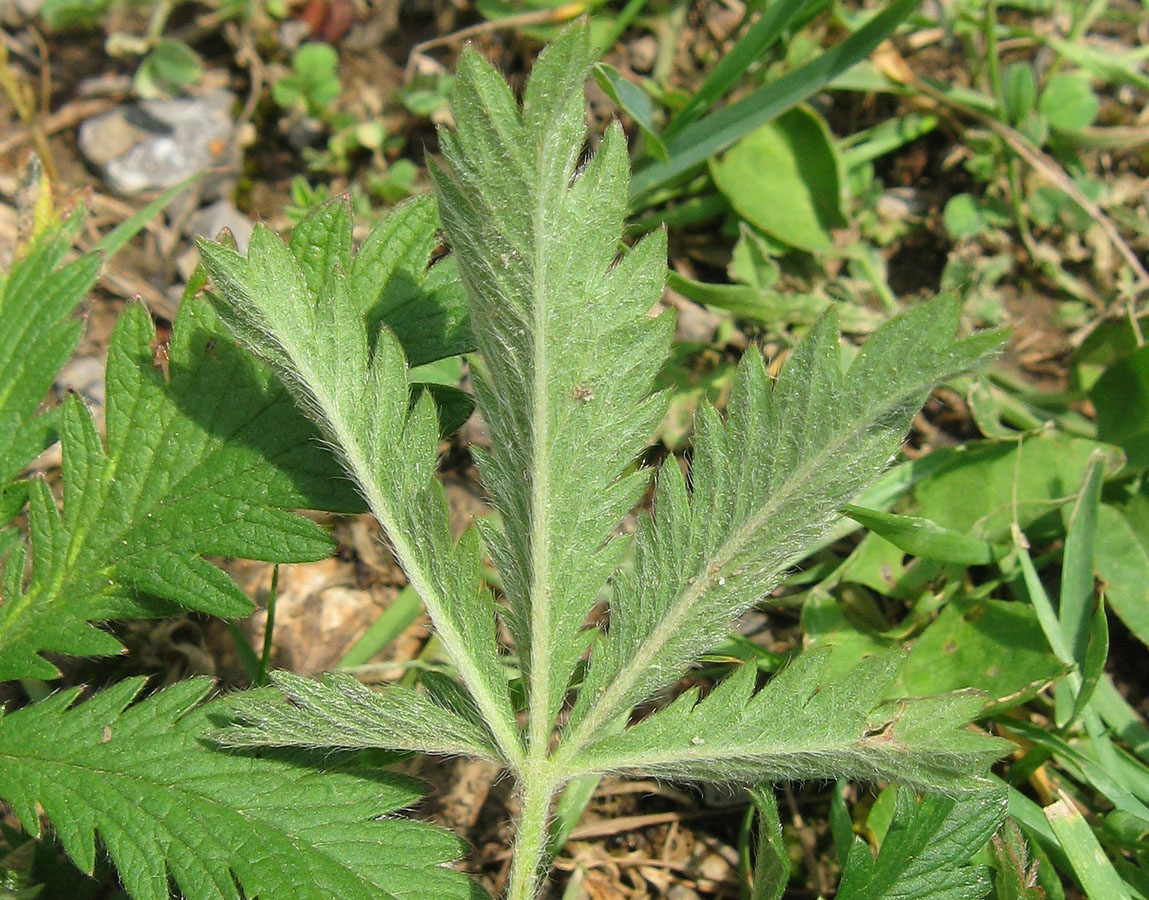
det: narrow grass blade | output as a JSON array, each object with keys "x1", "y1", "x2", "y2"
[
  {"x1": 546, "y1": 774, "x2": 600, "y2": 861},
  {"x1": 338, "y1": 585, "x2": 423, "y2": 669},
  {"x1": 1007, "y1": 720, "x2": 1149, "y2": 823},
  {"x1": 1093, "y1": 676, "x2": 1149, "y2": 764},
  {"x1": 1007, "y1": 785, "x2": 1072, "y2": 875},
  {"x1": 1045, "y1": 792, "x2": 1135, "y2": 900},
  {"x1": 1060, "y1": 452, "x2": 1104, "y2": 665},
  {"x1": 1014, "y1": 536, "x2": 1075, "y2": 670},
  {"x1": 845, "y1": 505, "x2": 1008, "y2": 565},
  {"x1": 93, "y1": 172, "x2": 201, "y2": 260},
  {"x1": 594, "y1": 63, "x2": 668, "y2": 162},
  {"x1": 629, "y1": 0, "x2": 922, "y2": 204},
  {"x1": 1066, "y1": 598, "x2": 1108, "y2": 729},
  {"x1": 661, "y1": 0, "x2": 809, "y2": 141}
]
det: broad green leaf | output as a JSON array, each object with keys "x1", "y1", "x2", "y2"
[
  {"x1": 274, "y1": 42, "x2": 341, "y2": 115},
  {"x1": 0, "y1": 679, "x2": 484, "y2": 900},
  {"x1": 729, "y1": 223, "x2": 781, "y2": 288},
  {"x1": 0, "y1": 213, "x2": 98, "y2": 497},
  {"x1": 561, "y1": 295, "x2": 1005, "y2": 757},
  {"x1": 134, "y1": 39, "x2": 204, "y2": 98},
  {"x1": 1096, "y1": 491, "x2": 1149, "y2": 646},
  {"x1": 943, "y1": 194, "x2": 989, "y2": 239},
  {"x1": 711, "y1": 106, "x2": 846, "y2": 252},
  {"x1": 565, "y1": 648, "x2": 1008, "y2": 792},
  {"x1": 801, "y1": 584, "x2": 891, "y2": 675},
  {"x1": 844, "y1": 505, "x2": 1007, "y2": 565},
  {"x1": 914, "y1": 435, "x2": 1124, "y2": 540},
  {"x1": 284, "y1": 195, "x2": 473, "y2": 374},
  {"x1": 216, "y1": 670, "x2": 504, "y2": 761},
  {"x1": 836, "y1": 785, "x2": 1006, "y2": 900},
  {"x1": 39, "y1": 0, "x2": 114, "y2": 28},
  {"x1": 1003, "y1": 64, "x2": 1037, "y2": 125},
  {"x1": 430, "y1": 24, "x2": 674, "y2": 748},
  {"x1": 0, "y1": 297, "x2": 356, "y2": 681},
  {"x1": 1038, "y1": 72, "x2": 1100, "y2": 133},
  {"x1": 893, "y1": 596, "x2": 1067, "y2": 711},
  {"x1": 1090, "y1": 345, "x2": 1149, "y2": 469},
  {"x1": 199, "y1": 198, "x2": 521, "y2": 766}
]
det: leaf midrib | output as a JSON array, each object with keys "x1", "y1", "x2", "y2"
[
  {"x1": 561, "y1": 732, "x2": 895, "y2": 778},
  {"x1": 526, "y1": 140, "x2": 556, "y2": 761}
]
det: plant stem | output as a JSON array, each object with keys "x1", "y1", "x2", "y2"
[
  {"x1": 255, "y1": 564, "x2": 278, "y2": 687},
  {"x1": 505, "y1": 771, "x2": 561, "y2": 900}
]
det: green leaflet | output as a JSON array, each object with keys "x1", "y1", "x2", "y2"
[
  {"x1": 565, "y1": 647, "x2": 1009, "y2": 791},
  {"x1": 216, "y1": 670, "x2": 504, "y2": 761},
  {"x1": 0, "y1": 297, "x2": 357, "y2": 681},
  {"x1": 837, "y1": 785, "x2": 1007, "y2": 900},
  {"x1": 431, "y1": 23, "x2": 673, "y2": 750},
  {"x1": 0, "y1": 679, "x2": 485, "y2": 900},
  {"x1": 348, "y1": 194, "x2": 472, "y2": 367},
  {"x1": 0, "y1": 214, "x2": 99, "y2": 518},
  {"x1": 199, "y1": 195, "x2": 521, "y2": 766},
  {"x1": 560, "y1": 295, "x2": 1006, "y2": 757}
]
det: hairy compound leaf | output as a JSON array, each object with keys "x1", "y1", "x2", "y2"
[
  {"x1": 431, "y1": 23, "x2": 673, "y2": 747},
  {"x1": 216, "y1": 670, "x2": 503, "y2": 761},
  {"x1": 0, "y1": 679, "x2": 485, "y2": 900},
  {"x1": 0, "y1": 214, "x2": 99, "y2": 516},
  {"x1": 199, "y1": 200, "x2": 521, "y2": 765},
  {"x1": 566, "y1": 648, "x2": 1008, "y2": 792},
  {"x1": 561, "y1": 296, "x2": 1006, "y2": 757},
  {"x1": 0, "y1": 298, "x2": 355, "y2": 681},
  {"x1": 836, "y1": 784, "x2": 1007, "y2": 900}
]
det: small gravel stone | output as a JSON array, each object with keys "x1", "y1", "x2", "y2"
[
  {"x1": 78, "y1": 88, "x2": 236, "y2": 195},
  {"x1": 629, "y1": 34, "x2": 658, "y2": 73},
  {"x1": 283, "y1": 114, "x2": 326, "y2": 153},
  {"x1": 187, "y1": 199, "x2": 255, "y2": 253},
  {"x1": 0, "y1": 0, "x2": 43, "y2": 25},
  {"x1": 875, "y1": 186, "x2": 928, "y2": 222},
  {"x1": 56, "y1": 356, "x2": 106, "y2": 408}
]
